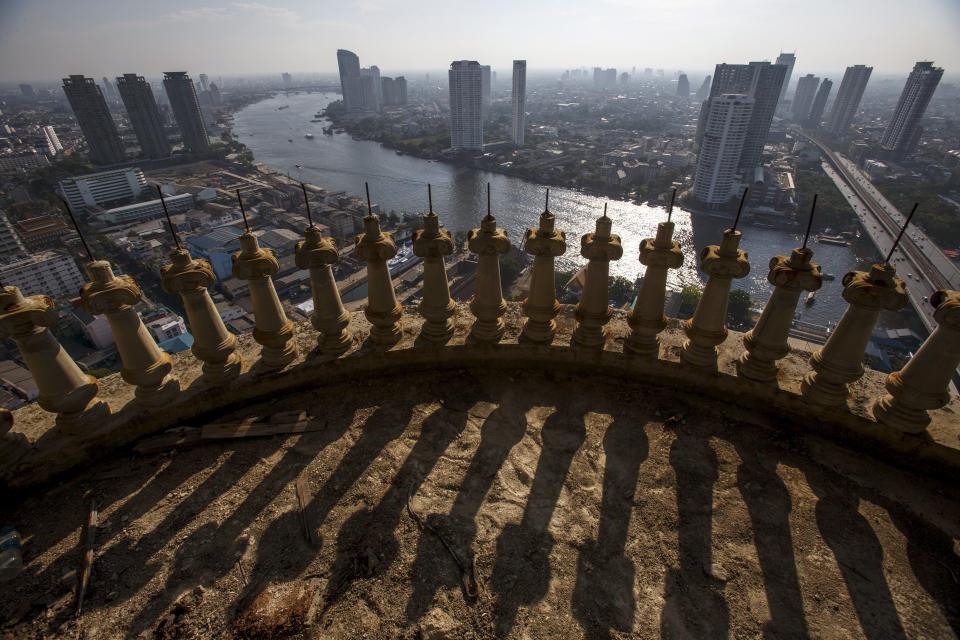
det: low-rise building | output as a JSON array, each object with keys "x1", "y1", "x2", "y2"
[
  {"x1": 101, "y1": 193, "x2": 193, "y2": 226},
  {"x1": 0, "y1": 251, "x2": 84, "y2": 298},
  {"x1": 14, "y1": 214, "x2": 70, "y2": 251},
  {"x1": 59, "y1": 167, "x2": 148, "y2": 211}
]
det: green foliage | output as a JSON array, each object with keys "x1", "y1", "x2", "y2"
[
  {"x1": 607, "y1": 275, "x2": 636, "y2": 307},
  {"x1": 727, "y1": 288, "x2": 753, "y2": 328},
  {"x1": 795, "y1": 169, "x2": 857, "y2": 229},
  {"x1": 555, "y1": 268, "x2": 578, "y2": 303},
  {"x1": 873, "y1": 179, "x2": 960, "y2": 249},
  {"x1": 499, "y1": 254, "x2": 523, "y2": 293},
  {"x1": 677, "y1": 285, "x2": 702, "y2": 319},
  {"x1": 86, "y1": 367, "x2": 114, "y2": 379}
]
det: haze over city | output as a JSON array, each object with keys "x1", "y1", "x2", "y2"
[
  {"x1": 1, "y1": 2, "x2": 960, "y2": 637},
  {"x1": 2, "y1": 0, "x2": 960, "y2": 81}
]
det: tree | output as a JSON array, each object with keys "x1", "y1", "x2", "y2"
[
  {"x1": 677, "y1": 285, "x2": 702, "y2": 319},
  {"x1": 607, "y1": 275, "x2": 636, "y2": 307},
  {"x1": 727, "y1": 288, "x2": 753, "y2": 328}
]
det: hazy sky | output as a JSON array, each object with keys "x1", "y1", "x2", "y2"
[{"x1": 2, "y1": 0, "x2": 959, "y2": 82}]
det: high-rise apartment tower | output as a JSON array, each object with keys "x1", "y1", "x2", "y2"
[
  {"x1": 162, "y1": 72, "x2": 210, "y2": 153},
  {"x1": 448, "y1": 61, "x2": 484, "y2": 151},
  {"x1": 511, "y1": 60, "x2": 527, "y2": 146},
  {"x1": 116, "y1": 74, "x2": 171, "y2": 159},
  {"x1": 825, "y1": 65, "x2": 873, "y2": 136},
  {"x1": 693, "y1": 94, "x2": 754, "y2": 205},
  {"x1": 880, "y1": 61, "x2": 943, "y2": 155},
  {"x1": 62, "y1": 75, "x2": 125, "y2": 165}
]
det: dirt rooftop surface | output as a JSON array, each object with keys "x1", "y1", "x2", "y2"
[{"x1": 2, "y1": 368, "x2": 958, "y2": 639}]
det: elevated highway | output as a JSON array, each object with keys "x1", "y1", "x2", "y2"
[{"x1": 803, "y1": 133, "x2": 960, "y2": 333}]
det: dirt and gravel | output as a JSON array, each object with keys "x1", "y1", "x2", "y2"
[{"x1": 2, "y1": 368, "x2": 958, "y2": 639}]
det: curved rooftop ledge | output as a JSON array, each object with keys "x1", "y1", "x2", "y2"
[{"x1": 4, "y1": 302, "x2": 959, "y2": 490}]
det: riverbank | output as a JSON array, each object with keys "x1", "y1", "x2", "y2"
[{"x1": 322, "y1": 100, "x2": 684, "y2": 207}]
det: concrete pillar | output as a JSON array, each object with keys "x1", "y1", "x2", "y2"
[
  {"x1": 412, "y1": 210, "x2": 456, "y2": 344},
  {"x1": 231, "y1": 233, "x2": 297, "y2": 369},
  {"x1": 571, "y1": 212, "x2": 622, "y2": 349},
  {"x1": 81, "y1": 260, "x2": 179, "y2": 407},
  {"x1": 872, "y1": 289, "x2": 959, "y2": 432},
  {"x1": 737, "y1": 247, "x2": 821, "y2": 383},
  {"x1": 295, "y1": 226, "x2": 352, "y2": 356},
  {"x1": 354, "y1": 215, "x2": 402, "y2": 347},
  {"x1": 467, "y1": 211, "x2": 511, "y2": 343},
  {"x1": 801, "y1": 263, "x2": 908, "y2": 406},
  {"x1": 520, "y1": 207, "x2": 567, "y2": 344},
  {"x1": 0, "y1": 286, "x2": 108, "y2": 430},
  {"x1": 681, "y1": 229, "x2": 750, "y2": 371},
  {"x1": 160, "y1": 248, "x2": 241, "y2": 384},
  {"x1": 625, "y1": 220, "x2": 684, "y2": 357}
]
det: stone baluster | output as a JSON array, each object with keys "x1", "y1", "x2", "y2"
[
  {"x1": 520, "y1": 194, "x2": 567, "y2": 344},
  {"x1": 571, "y1": 209, "x2": 623, "y2": 349},
  {"x1": 737, "y1": 248, "x2": 821, "y2": 383},
  {"x1": 295, "y1": 226, "x2": 353, "y2": 355},
  {"x1": 81, "y1": 261, "x2": 179, "y2": 406},
  {"x1": 160, "y1": 248, "x2": 241, "y2": 383},
  {"x1": 467, "y1": 207, "x2": 511, "y2": 344},
  {"x1": 0, "y1": 286, "x2": 109, "y2": 429},
  {"x1": 625, "y1": 219, "x2": 684, "y2": 357},
  {"x1": 872, "y1": 289, "x2": 960, "y2": 432},
  {"x1": 412, "y1": 204, "x2": 456, "y2": 344},
  {"x1": 232, "y1": 233, "x2": 297, "y2": 369},
  {"x1": 354, "y1": 214, "x2": 403, "y2": 347},
  {"x1": 801, "y1": 263, "x2": 908, "y2": 406},
  {"x1": 681, "y1": 229, "x2": 750, "y2": 371}
]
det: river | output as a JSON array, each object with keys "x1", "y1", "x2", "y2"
[{"x1": 233, "y1": 91, "x2": 874, "y2": 327}]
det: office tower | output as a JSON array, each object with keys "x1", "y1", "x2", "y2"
[
  {"x1": 619, "y1": 72, "x2": 630, "y2": 85},
  {"x1": 336, "y1": 49, "x2": 364, "y2": 112},
  {"x1": 359, "y1": 65, "x2": 382, "y2": 111},
  {"x1": 792, "y1": 74, "x2": 820, "y2": 121},
  {"x1": 208, "y1": 83, "x2": 222, "y2": 107},
  {"x1": 162, "y1": 72, "x2": 210, "y2": 153},
  {"x1": 804, "y1": 78, "x2": 832, "y2": 129},
  {"x1": 41, "y1": 126, "x2": 63, "y2": 154},
  {"x1": 593, "y1": 67, "x2": 603, "y2": 87},
  {"x1": 59, "y1": 167, "x2": 148, "y2": 211},
  {"x1": 281, "y1": 72, "x2": 292, "y2": 88},
  {"x1": 695, "y1": 75, "x2": 711, "y2": 100},
  {"x1": 198, "y1": 74, "x2": 210, "y2": 92},
  {"x1": 881, "y1": 61, "x2": 943, "y2": 155},
  {"x1": 677, "y1": 73, "x2": 690, "y2": 98},
  {"x1": 511, "y1": 60, "x2": 527, "y2": 146},
  {"x1": 62, "y1": 75, "x2": 126, "y2": 165},
  {"x1": 775, "y1": 52, "x2": 796, "y2": 104},
  {"x1": 381, "y1": 77, "x2": 396, "y2": 105},
  {"x1": 101, "y1": 77, "x2": 117, "y2": 101},
  {"x1": 396, "y1": 76, "x2": 408, "y2": 105},
  {"x1": 826, "y1": 65, "x2": 873, "y2": 136},
  {"x1": 694, "y1": 94, "x2": 753, "y2": 205},
  {"x1": 480, "y1": 65, "x2": 491, "y2": 121},
  {"x1": 19, "y1": 84, "x2": 35, "y2": 98},
  {"x1": 116, "y1": 74, "x2": 171, "y2": 159},
  {"x1": 448, "y1": 60, "x2": 483, "y2": 151},
  {"x1": 699, "y1": 61, "x2": 786, "y2": 173}
]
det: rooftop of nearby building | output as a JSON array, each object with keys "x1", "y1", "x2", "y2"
[{"x1": 2, "y1": 304, "x2": 958, "y2": 639}]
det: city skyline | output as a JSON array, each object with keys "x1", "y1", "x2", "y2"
[{"x1": 2, "y1": 0, "x2": 960, "y2": 81}]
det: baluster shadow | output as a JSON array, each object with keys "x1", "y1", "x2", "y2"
[
  {"x1": 488, "y1": 397, "x2": 589, "y2": 636},
  {"x1": 571, "y1": 410, "x2": 649, "y2": 639},
  {"x1": 660, "y1": 420, "x2": 729, "y2": 639}
]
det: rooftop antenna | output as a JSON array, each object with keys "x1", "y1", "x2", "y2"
[
  {"x1": 544, "y1": 188, "x2": 550, "y2": 212},
  {"x1": 300, "y1": 182, "x2": 313, "y2": 227},
  {"x1": 427, "y1": 183, "x2": 433, "y2": 214},
  {"x1": 235, "y1": 189, "x2": 250, "y2": 233},
  {"x1": 884, "y1": 202, "x2": 919, "y2": 264},
  {"x1": 667, "y1": 187, "x2": 677, "y2": 222},
  {"x1": 731, "y1": 187, "x2": 748, "y2": 232},
  {"x1": 156, "y1": 186, "x2": 181, "y2": 250},
  {"x1": 59, "y1": 196, "x2": 94, "y2": 262},
  {"x1": 602, "y1": 202, "x2": 608, "y2": 218},
  {"x1": 364, "y1": 182, "x2": 376, "y2": 217},
  {"x1": 802, "y1": 193, "x2": 817, "y2": 249},
  {"x1": 486, "y1": 182, "x2": 491, "y2": 220}
]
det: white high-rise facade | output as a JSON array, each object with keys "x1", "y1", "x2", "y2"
[
  {"x1": 511, "y1": 60, "x2": 527, "y2": 146},
  {"x1": 826, "y1": 65, "x2": 873, "y2": 136},
  {"x1": 693, "y1": 94, "x2": 754, "y2": 205},
  {"x1": 337, "y1": 49, "x2": 363, "y2": 112},
  {"x1": 448, "y1": 61, "x2": 483, "y2": 151},
  {"x1": 480, "y1": 65, "x2": 491, "y2": 121}
]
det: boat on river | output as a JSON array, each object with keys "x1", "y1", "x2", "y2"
[
  {"x1": 816, "y1": 234, "x2": 850, "y2": 247},
  {"x1": 304, "y1": 133, "x2": 315, "y2": 140},
  {"x1": 806, "y1": 290, "x2": 817, "y2": 306}
]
